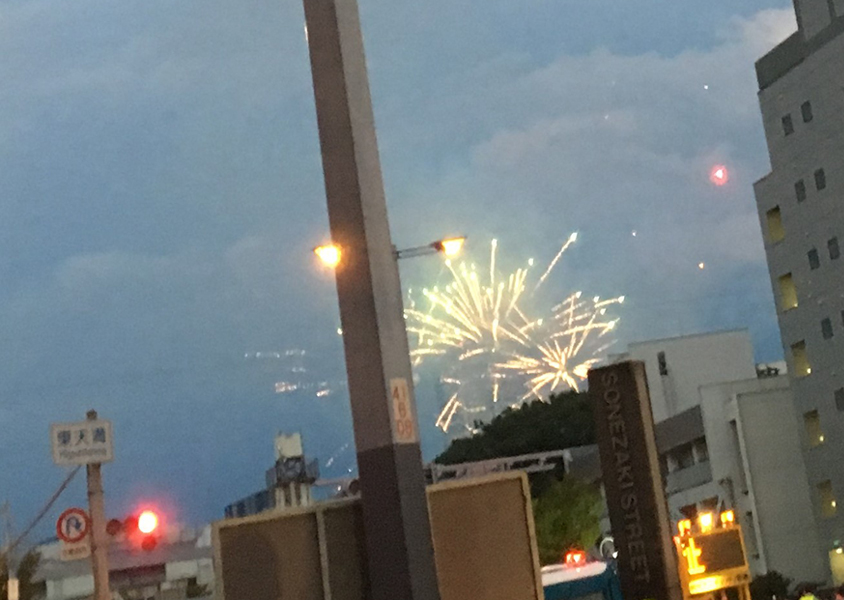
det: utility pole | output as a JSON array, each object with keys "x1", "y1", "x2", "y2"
[
  {"x1": 1, "y1": 503, "x2": 18, "y2": 600},
  {"x1": 86, "y1": 410, "x2": 110, "y2": 600},
  {"x1": 302, "y1": 0, "x2": 441, "y2": 599}
]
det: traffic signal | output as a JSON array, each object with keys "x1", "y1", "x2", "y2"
[
  {"x1": 105, "y1": 509, "x2": 162, "y2": 551},
  {"x1": 138, "y1": 510, "x2": 159, "y2": 534}
]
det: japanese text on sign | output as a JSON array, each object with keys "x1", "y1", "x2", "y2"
[{"x1": 50, "y1": 420, "x2": 114, "y2": 466}]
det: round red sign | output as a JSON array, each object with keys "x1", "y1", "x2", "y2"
[{"x1": 56, "y1": 508, "x2": 90, "y2": 543}]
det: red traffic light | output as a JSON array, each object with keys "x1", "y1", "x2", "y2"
[{"x1": 138, "y1": 510, "x2": 159, "y2": 534}]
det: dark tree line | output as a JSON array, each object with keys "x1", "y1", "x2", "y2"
[{"x1": 436, "y1": 390, "x2": 603, "y2": 565}]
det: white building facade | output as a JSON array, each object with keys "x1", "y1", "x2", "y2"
[
  {"x1": 611, "y1": 330, "x2": 827, "y2": 582},
  {"x1": 36, "y1": 525, "x2": 214, "y2": 600},
  {"x1": 753, "y1": 0, "x2": 844, "y2": 582}
]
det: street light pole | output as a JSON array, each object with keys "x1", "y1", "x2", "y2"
[{"x1": 302, "y1": 1, "x2": 441, "y2": 599}]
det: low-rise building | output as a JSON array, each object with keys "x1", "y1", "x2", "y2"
[
  {"x1": 35, "y1": 525, "x2": 214, "y2": 600},
  {"x1": 600, "y1": 329, "x2": 827, "y2": 582}
]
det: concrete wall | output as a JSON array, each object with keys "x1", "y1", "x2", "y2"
[
  {"x1": 738, "y1": 386, "x2": 827, "y2": 582},
  {"x1": 620, "y1": 330, "x2": 757, "y2": 422},
  {"x1": 46, "y1": 574, "x2": 93, "y2": 600},
  {"x1": 794, "y1": 0, "x2": 834, "y2": 38}
]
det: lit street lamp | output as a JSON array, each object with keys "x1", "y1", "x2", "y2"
[
  {"x1": 314, "y1": 243, "x2": 342, "y2": 268},
  {"x1": 314, "y1": 235, "x2": 466, "y2": 268}
]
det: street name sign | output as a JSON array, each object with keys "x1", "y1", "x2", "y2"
[
  {"x1": 50, "y1": 419, "x2": 114, "y2": 466},
  {"x1": 589, "y1": 361, "x2": 683, "y2": 600}
]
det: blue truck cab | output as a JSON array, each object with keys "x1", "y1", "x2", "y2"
[{"x1": 542, "y1": 559, "x2": 624, "y2": 600}]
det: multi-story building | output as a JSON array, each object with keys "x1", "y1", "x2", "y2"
[
  {"x1": 753, "y1": 0, "x2": 844, "y2": 582},
  {"x1": 604, "y1": 330, "x2": 826, "y2": 582}
]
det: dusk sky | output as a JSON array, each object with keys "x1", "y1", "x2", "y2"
[{"x1": 0, "y1": 0, "x2": 798, "y2": 539}]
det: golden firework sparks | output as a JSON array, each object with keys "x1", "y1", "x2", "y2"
[{"x1": 407, "y1": 236, "x2": 623, "y2": 432}]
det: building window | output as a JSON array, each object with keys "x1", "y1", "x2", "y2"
[
  {"x1": 804, "y1": 410, "x2": 824, "y2": 446},
  {"x1": 815, "y1": 168, "x2": 827, "y2": 191},
  {"x1": 808, "y1": 248, "x2": 820, "y2": 270},
  {"x1": 818, "y1": 480, "x2": 837, "y2": 518},
  {"x1": 674, "y1": 444, "x2": 695, "y2": 470},
  {"x1": 829, "y1": 237, "x2": 840, "y2": 260},
  {"x1": 801, "y1": 101, "x2": 814, "y2": 123},
  {"x1": 693, "y1": 438, "x2": 709, "y2": 462},
  {"x1": 791, "y1": 341, "x2": 811, "y2": 377},
  {"x1": 658, "y1": 351, "x2": 668, "y2": 376},
  {"x1": 822, "y1": 318, "x2": 834, "y2": 340},
  {"x1": 766, "y1": 207, "x2": 785, "y2": 243},
  {"x1": 782, "y1": 114, "x2": 795, "y2": 135},
  {"x1": 778, "y1": 273, "x2": 798, "y2": 310},
  {"x1": 835, "y1": 388, "x2": 844, "y2": 412},
  {"x1": 796, "y1": 179, "x2": 807, "y2": 202}
]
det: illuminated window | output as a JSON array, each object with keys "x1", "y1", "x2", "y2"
[
  {"x1": 815, "y1": 169, "x2": 827, "y2": 191},
  {"x1": 808, "y1": 248, "x2": 820, "y2": 270},
  {"x1": 778, "y1": 273, "x2": 798, "y2": 310},
  {"x1": 835, "y1": 388, "x2": 844, "y2": 412},
  {"x1": 804, "y1": 410, "x2": 824, "y2": 447},
  {"x1": 818, "y1": 480, "x2": 837, "y2": 518},
  {"x1": 766, "y1": 207, "x2": 784, "y2": 243},
  {"x1": 801, "y1": 101, "x2": 814, "y2": 123},
  {"x1": 822, "y1": 318, "x2": 834, "y2": 340},
  {"x1": 791, "y1": 341, "x2": 811, "y2": 377},
  {"x1": 796, "y1": 180, "x2": 807, "y2": 202},
  {"x1": 829, "y1": 237, "x2": 840, "y2": 260},
  {"x1": 782, "y1": 114, "x2": 795, "y2": 135}
]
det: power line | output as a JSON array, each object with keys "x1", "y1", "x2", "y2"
[{"x1": 1, "y1": 466, "x2": 81, "y2": 563}]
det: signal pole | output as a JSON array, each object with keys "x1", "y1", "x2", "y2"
[{"x1": 85, "y1": 410, "x2": 110, "y2": 600}]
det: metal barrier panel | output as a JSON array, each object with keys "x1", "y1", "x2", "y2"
[
  {"x1": 427, "y1": 472, "x2": 543, "y2": 600},
  {"x1": 214, "y1": 502, "x2": 328, "y2": 600},
  {"x1": 214, "y1": 474, "x2": 541, "y2": 600}
]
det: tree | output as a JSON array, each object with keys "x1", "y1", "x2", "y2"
[
  {"x1": 750, "y1": 571, "x2": 792, "y2": 600},
  {"x1": 16, "y1": 551, "x2": 42, "y2": 600},
  {"x1": 435, "y1": 390, "x2": 595, "y2": 464},
  {"x1": 0, "y1": 554, "x2": 8, "y2": 600},
  {"x1": 0, "y1": 550, "x2": 43, "y2": 600},
  {"x1": 532, "y1": 477, "x2": 603, "y2": 566}
]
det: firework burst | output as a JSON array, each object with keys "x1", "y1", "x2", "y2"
[{"x1": 406, "y1": 235, "x2": 623, "y2": 433}]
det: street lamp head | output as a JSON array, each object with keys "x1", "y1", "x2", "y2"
[
  {"x1": 433, "y1": 236, "x2": 466, "y2": 257},
  {"x1": 314, "y1": 244, "x2": 341, "y2": 268}
]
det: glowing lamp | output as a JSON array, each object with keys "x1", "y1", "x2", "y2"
[
  {"x1": 678, "y1": 519, "x2": 692, "y2": 537},
  {"x1": 314, "y1": 244, "x2": 341, "y2": 268},
  {"x1": 434, "y1": 237, "x2": 466, "y2": 257},
  {"x1": 565, "y1": 550, "x2": 586, "y2": 565},
  {"x1": 699, "y1": 512, "x2": 714, "y2": 533},
  {"x1": 138, "y1": 510, "x2": 159, "y2": 534},
  {"x1": 720, "y1": 510, "x2": 735, "y2": 525}
]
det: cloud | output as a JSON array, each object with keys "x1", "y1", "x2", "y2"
[
  {"x1": 379, "y1": 8, "x2": 795, "y2": 349},
  {"x1": 0, "y1": 0, "x2": 795, "y2": 529}
]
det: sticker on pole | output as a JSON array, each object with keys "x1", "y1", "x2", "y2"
[
  {"x1": 390, "y1": 378, "x2": 418, "y2": 444},
  {"x1": 57, "y1": 508, "x2": 91, "y2": 561}
]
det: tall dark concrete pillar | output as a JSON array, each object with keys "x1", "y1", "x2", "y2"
[{"x1": 302, "y1": 1, "x2": 441, "y2": 599}]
